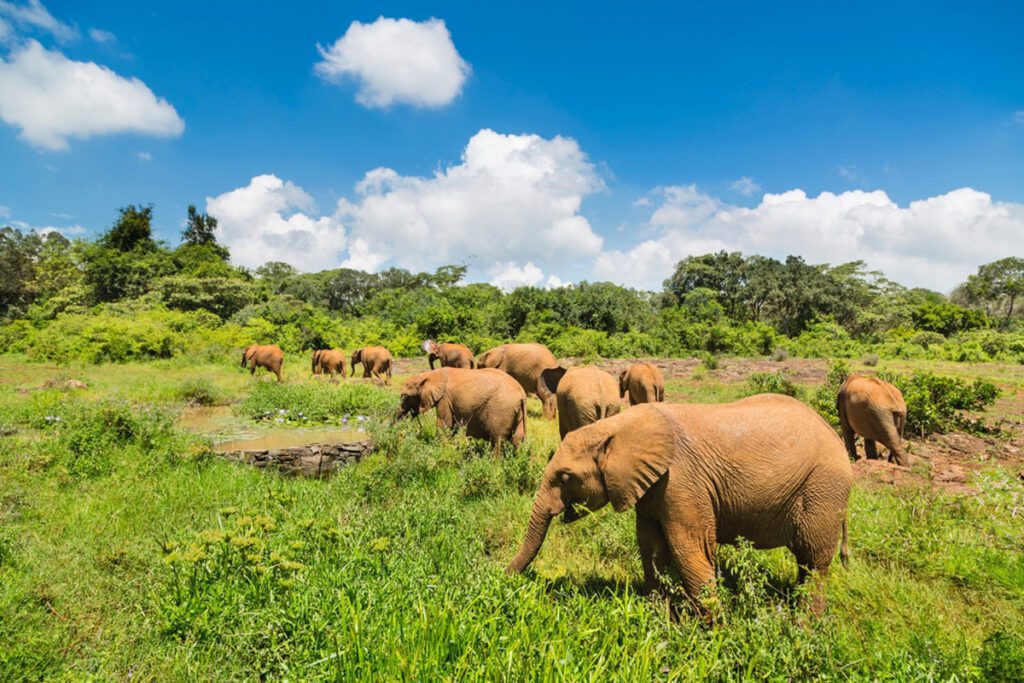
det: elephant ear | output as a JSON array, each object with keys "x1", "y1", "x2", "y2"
[
  {"x1": 419, "y1": 372, "x2": 446, "y2": 409},
  {"x1": 479, "y1": 346, "x2": 504, "y2": 369},
  {"x1": 422, "y1": 339, "x2": 434, "y2": 354},
  {"x1": 618, "y1": 369, "x2": 629, "y2": 397},
  {"x1": 597, "y1": 408, "x2": 676, "y2": 511},
  {"x1": 539, "y1": 366, "x2": 567, "y2": 396}
]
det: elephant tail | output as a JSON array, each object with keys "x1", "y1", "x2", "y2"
[
  {"x1": 840, "y1": 516, "x2": 849, "y2": 569},
  {"x1": 516, "y1": 396, "x2": 527, "y2": 440}
]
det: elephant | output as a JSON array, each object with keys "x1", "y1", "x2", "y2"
[
  {"x1": 351, "y1": 346, "x2": 393, "y2": 384},
  {"x1": 241, "y1": 344, "x2": 284, "y2": 382},
  {"x1": 423, "y1": 339, "x2": 475, "y2": 370},
  {"x1": 507, "y1": 395, "x2": 852, "y2": 617},
  {"x1": 837, "y1": 375, "x2": 908, "y2": 466},
  {"x1": 619, "y1": 362, "x2": 665, "y2": 405},
  {"x1": 540, "y1": 366, "x2": 622, "y2": 439},
  {"x1": 311, "y1": 348, "x2": 347, "y2": 379},
  {"x1": 397, "y1": 368, "x2": 527, "y2": 454},
  {"x1": 477, "y1": 343, "x2": 562, "y2": 419}
]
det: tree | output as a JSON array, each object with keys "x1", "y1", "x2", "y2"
[
  {"x1": 101, "y1": 205, "x2": 155, "y2": 252},
  {"x1": 182, "y1": 204, "x2": 229, "y2": 260},
  {"x1": 0, "y1": 227, "x2": 43, "y2": 318},
  {"x1": 960, "y1": 257, "x2": 1024, "y2": 329}
]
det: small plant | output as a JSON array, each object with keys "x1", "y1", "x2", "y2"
[
  {"x1": 862, "y1": 353, "x2": 880, "y2": 367},
  {"x1": 877, "y1": 370, "x2": 999, "y2": 436},
  {"x1": 978, "y1": 631, "x2": 1024, "y2": 683},
  {"x1": 771, "y1": 347, "x2": 789, "y2": 362},
  {"x1": 701, "y1": 353, "x2": 720, "y2": 371},
  {"x1": 239, "y1": 381, "x2": 393, "y2": 425},
  {"x1": 747, "y1": 371, "x2": 799, "y2": 397},
  {"x1": 174, "y1": 377, "x2": 223, "y2": 406}
]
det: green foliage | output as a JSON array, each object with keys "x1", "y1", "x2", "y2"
[
  {"x1": 877, "y1": 370, "x2": 1000, "y2": 437},
  {"x1": 238, "y1": 381, "x2": 394, "y2": 425},
  {"x1": 747, "y1": 371, "x2": 799, "y2": 397},
  {"x1": 809, "y1": 360, "x2": 851, "y2": 428},
  {"x1": 978, "y1": 631, "x2": 1024, "y2": 682},
  {"x1": 175, "y1": 377, "x2": 225, "y2": 406}
]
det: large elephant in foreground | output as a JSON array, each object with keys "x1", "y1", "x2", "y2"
[
  {"x1": 507, "y1": 395, "x2": 852, "y2": 616},
  {"x1": 397, "y1": 368, "x2": 527, "y2": 454},
  {"x1": 540, "y1": 365, "x2": 621, "y2": 438},
  {"x1": 477, "y1": 343, "x2": 562, "y2": 419},
  {"x1": 619, "y1": 362, "x2": 665, "y2": 405},
  {"x1": 241, "y1": 344, "x2": 284, "y2": 382},
  {"x1": 351, "y1": 346, "x2": 392, "y2": 384},
  {"x1": 423, "y1": 340, "x2": 475, "y2": 369},
  {"x1": 837, "y1": 375, "x2": 908, "y2": 466},
  {"x1": 311, "y1": 349, "x2": 347, "y2": 379}
]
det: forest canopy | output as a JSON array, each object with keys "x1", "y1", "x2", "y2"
[{"x1": 1, "y1": 205, "x2": 1022, "y2": 364}]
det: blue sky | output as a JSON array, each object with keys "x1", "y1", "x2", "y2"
[{"x1": 1, "y1": 1, "x2": 1022, "y2": 291}]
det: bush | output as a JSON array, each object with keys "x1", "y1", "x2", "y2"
[
  {"x1": 978, "y1": 631, "x2": 1024, "y2": 683},
  {"x1": 809, "y1": 361, "x2": 851, "y2": 428},
  {"x1": 877, "y1": 370, "x2": 999, "y2": 436},
  {"x1": 747, "y1": 371, "x2": 799, "y2": 397},
  {"x1": 771, "y1": 347, "x2": 789, "y2": 362},
  {"x1": 862, "y1": 353, "x2": 880, "y2": 367},
  {"x1": 701, "y1": 353, "x2": 720, "y2": 371},
  {"x1": 175, "y1": 377, "x2": 224, "y2": 406}
]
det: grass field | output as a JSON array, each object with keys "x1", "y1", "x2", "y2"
[{"x1": 1, "y1": 354, "x2": 1023, "y2": 680}]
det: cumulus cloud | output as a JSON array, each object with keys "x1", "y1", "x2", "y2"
[
  {"x1": 208, "y1": 129, "x2": 603, "y2": 281},
  {"x1": 729, "y1": 176, "x2": 761, "y2": 197},
  {"x1": 594, "y1": 185, "x2": 1024, "y2": 292},
  {"x1": 0, "y1": 0, "x2": 75, "y2": 42},
  {"x1": 489, "y1": 262, "x2": 544, "y2": 291},
  {"x1": 206, "y1": 174, "x2": 347, "y2": 271},
  {"x1": 315, "y1": 16, "x2": 469, "y2": 108},
  {"x1": 0, "y1": 40, "x2": 184, "y2": 150}
]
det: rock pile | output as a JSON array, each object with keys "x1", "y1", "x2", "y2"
[{"x1": 221, "y1": 441, "x2": 374, "y2": 478}]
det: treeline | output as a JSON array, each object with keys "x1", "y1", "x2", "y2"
[{"x1": 1, "y1": 205, "x2": 1022, "y2": 364}]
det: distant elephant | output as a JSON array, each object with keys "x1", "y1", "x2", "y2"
[
  {"x1": 837, "y1": 375, "x2": 908, "y2": 466},
  {"x1": 397, "y1": 368, "x2": 527, "y2": 454},
  {"x1": 507, "y1": 395, "x2": 852, "y2": 617},
  {"x1": 540, "y1": 366, "x2": 622, "y2": 439},
  {"x1": 311, "y1": 349, "x2": 347, "y2": 379},
  {"x1": 351, "y1": 346, "x2": 393, "y2": 384},
  {"x1": 620, "y1": 362, "x2": 665, "y2": 405},
  {"x1": 423, "y1": 339, "x2": 475, "y2": 369},
  {"x1": 241, "y1": 344, "x2": 283, "y2": 382},
  {"x1": 477, "y1": 343, "x2": 562, "y2": 419}
]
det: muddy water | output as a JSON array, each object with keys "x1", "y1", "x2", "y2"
[{"x1": 177, "y1": 405, "x2": 366, "y2": 453}]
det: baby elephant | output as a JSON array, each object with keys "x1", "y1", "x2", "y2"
[
  {"x1": 508, "y1": 395, "x2": 852, "y2": 617},
  {"x1": 397, "y1": 368, "x2": 527, "y2": 454},
  {"x1": 619, "y1": 362, "x2": 665, "y2": 405},
  {"x1": 241, "y1": 344, "x2": 284, "y2": 382},
  {"x1": 540, "y1": 366, "x2": 622, "y2": 439},
  {"x1": 837, "y1": 375, "x2": 908, "y2": 466},
  {"x1": 311, "y1": 349, "x2": 347, "y2": 379},
  {"x1": 351, "y1": 346, "x2": 392, "y2": 384}
]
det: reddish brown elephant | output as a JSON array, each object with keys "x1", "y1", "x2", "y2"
[
  {"x1": 241, "y1": 344, "x2": 283, "y2": 382},
  {"x1": 619, "y1": 362, "x2": 665, "y2": 405},
  {"x1": 837, "y1": 375, "x2": 908, "y2": 466},
  {"x1": 423, "y1": 340, "x2": 475, "y2": 369},
  {"x1": 311, "y1": 349, "x2": 347, "y2": 379},
  {"x1": 477, "y1": 343, "x2": 562, "y2": 419},
  {"x1": 351, "y1": 346, "x2": 392, "y2": 384}
]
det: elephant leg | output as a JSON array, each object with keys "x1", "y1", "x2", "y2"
[
  {"x1": 661, "y1": 520, "x2": 716, "y2": 619},
  {"x1": 274, "y1": 365, "x2": 282, "y2": 382},
  {"x1": 864, "y1": 439, "x2": 879, "y2": 460},
  {"x1": 249, "y1": 366, "x2": 256, "y2": 376},
  {"x1": 840, "y1": 420, "x2": 858, "y2": 461},
  {"x1": 636, "y1": 515, "x2": 671, "y2": 596},
  {"x1": 362, "y1": 367, "x2": 370, "y2": 379}
]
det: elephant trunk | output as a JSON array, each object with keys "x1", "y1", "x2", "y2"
[{"x1": 507, "y1": 485, "x2": 560, "y2": 574}]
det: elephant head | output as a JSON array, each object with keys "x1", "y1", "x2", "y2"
[
  {"x1": 507, "y1": 412, "x2": 674, "y2": 573},
  {"x1": 351, "y1": 348, "x2": 362, "y2": 374},
  {"x1": 618, "y1": 368, "x2": 629, "y2": 398},
  {"x1": 311, "y1": 349, "x2": 322, "y2": 374},
  {"x1": 241, "y1": 345, "x2": 254, "y2": 368},
  {"x1": 396, "y1": 371, "x2": 445, "y2": 419},
  {"x1": 423, "y1": 339, "x2": 440, "y2": 356}
]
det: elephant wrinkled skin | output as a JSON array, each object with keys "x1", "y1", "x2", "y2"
[
  {"x1": 311, "y1": 349, "x2": 347, "y2": 379},
  {"x1": 397, "y1": 368, "x2": 527, "y2": 454},
  {"x1": 423, "y1": 340, "x2": 475, "y2": 369},
  {"x1": 477, "y1": 343, "x2": 562, "y2": 419},
  {"x1": 508, "y1": 395, "x2": 852, "y2": 616},
  {"x1": 351, "y1": 346, "x2": 393, "y2": 384},
  {"x1": 541, "y1": 365, "x2": 622, "y2": 439},
  {"x1": 241, "y1": 344, "x2": 284, "y2": 382},
  {"x1": 619, "y1": 362, "x2": 665, "y2": 405},
  {"x1": 837, "y1": 375, "x2": 908, "y2": 466}
]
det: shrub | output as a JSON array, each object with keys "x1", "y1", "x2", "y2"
[
  {"x1": 862, "y1": 353, "x2": 880, "y2": 367},
  {"x1": 877, "y1": 370, "x2": 999, "y2": 436},
  {"x1": 978, "y1": 632, "x2": 1024, "y2": 683},
  {"x1": 701, "y1": 353, "x2": 720, "y2": 371},
  {"x1": 175, "y1": 377, "x2": 224, "y2": 406},
  {"x1": 771, "y1": 347, "x2": 789, "y2": 362},
  {"x1": 747, "y1": 371, "x2": 799, "y2": 397},
  {"x1": 809, "y1": 361, "x2": 851, "y2": 428}
]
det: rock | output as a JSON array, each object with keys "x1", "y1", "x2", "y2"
[{"x1": 221, "y1": 441, "x2": 374, "y2": 478}]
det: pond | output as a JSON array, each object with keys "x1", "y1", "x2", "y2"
[{"x1": 178, "y1": 405, "x2": 367, "y2": 452}]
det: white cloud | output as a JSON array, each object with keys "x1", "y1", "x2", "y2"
[
  {"x1": 0, "y1": 203, "x2": 9, "y2": 218},
  {"x1": 315, "y1": 16, "x2": 469, "y2": 108},
  {"x1": 88, "y1": 27, "x2": 115, "y2": 43},
  {"x1": 134, "y1": 151, "x2": 152, "y2": 162},
  {"x1": 594, "y1": 185, "x2": 1024, "y2": 292},
  {"x1": 36, "y1": 223, "x2": 84, "y2": 236},
  {"x1": 729, "y1": 176, "x2": 761, "y2": 196},
  {"x1": 489, "y1": 262, "x2": 544, "y2": 290},
  {"x1": 0, "y1": 40, "x2": 184, "y2": 150},
  {"x1": 206, "y1": 174, "x2": 347, "y2": 271},
  {"x1": 0, "y1": 0, "x2": 75, "y2": 42},
  {"x1": 0, "y1": 17, "x2": 11, "y2": 43},
  {"x1": 337, "y1": 128, "x2": 604, "y2": 275}
]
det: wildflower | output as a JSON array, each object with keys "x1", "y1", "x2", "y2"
[
  {"x1": 279, "y1": 559, "x2": 305, "y2": 572},
  {"x1": 198, "y1": 529, "x2": 225, "y2": 544},
  {"x1": 289, "y1": 541, "x2": 306, "y2": 551},
  {"x1": 231, "y1": 536, "x2": 258, "y2": 549},
  {"x1": 220, "y1": 506, "x2": 238, "y2": 517},
  {"x1": 371, "y1": 536, "x2": 391, "y2": 553}
]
